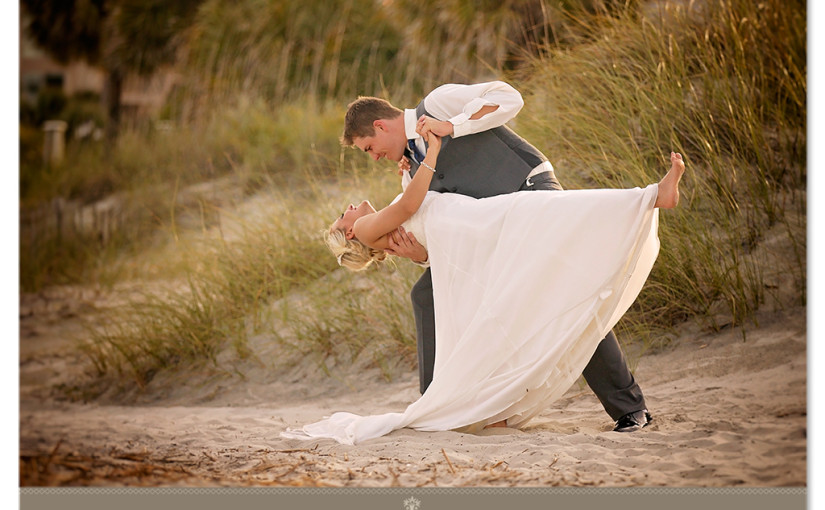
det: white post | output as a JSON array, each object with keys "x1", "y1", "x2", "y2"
[{"x1": 43, "y1": 120, "x2": 68, "y2": 166}]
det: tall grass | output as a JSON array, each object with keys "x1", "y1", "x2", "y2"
[
  {"x1": 517, "y1": 0, "x2": 806, "y2": 332},
  {"x1": 76, "y1": 163, "x2": 411, "y2": 394},
  {"x1": 78, "y1": 188, "x2": 327, "y2": 391},
  {"x1": 174, "y1": 0, "x2": 406, "y2": 112},
  {"x1": 272, "y1": 262, "x2": 420, "y2": 381},
  {"x1": 171, "y1": 0, "x2": 632, "y2": 114}
]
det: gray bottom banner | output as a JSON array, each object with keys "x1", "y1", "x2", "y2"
[{"x1": 19, "y1": 487, "x2": 806, "y2": 510}]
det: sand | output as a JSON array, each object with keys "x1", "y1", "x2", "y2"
[{"x1": 19, "y1": 283, "x2": 806, "y2": 487}]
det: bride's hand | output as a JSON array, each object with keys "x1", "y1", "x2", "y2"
[
  {"x1": 415, "y1": 115, "x2": 442, "y2": 158},
  {"x1": 416, "y1": 115, "x2": 453, "y2": 137},
  {"x1": 423, "y1": 131, "x2": 441, "y2": 158}
]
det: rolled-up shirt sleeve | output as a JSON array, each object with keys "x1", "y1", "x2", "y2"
[{"x1": 423, "y1": 81, "x2": 525, "y2": 138}]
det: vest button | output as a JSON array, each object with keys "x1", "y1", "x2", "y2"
[
  {"x1": 438, "y1": 173, "x2": 445, "y2": 179},
  {"x1": 451, "y1": 187, "x2": 457, "y2": 192}
]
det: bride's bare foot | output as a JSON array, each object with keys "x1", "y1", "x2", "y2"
[
  {"x1": 484, "y1": 420, "x2": 507, "y2": 429},
  {"x1": 655, "y1": 152, "x2": 685, "y2": 209}
]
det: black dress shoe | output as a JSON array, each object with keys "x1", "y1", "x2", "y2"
[{"x1": 613, "y1": 410, "x2": 652, "y2": 432}]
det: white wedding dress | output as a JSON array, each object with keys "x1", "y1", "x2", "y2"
[{"x1": 282, "y1": 184, "x2": 660, "y2": 445}]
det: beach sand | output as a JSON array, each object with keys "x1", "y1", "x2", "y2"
[{"x1": 19, "y1": 283, "x2": 806, "y2": 487}]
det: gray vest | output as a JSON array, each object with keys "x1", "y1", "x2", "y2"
[{"x1": 409, "y1": 100, "x2": 548, "y2": 199}]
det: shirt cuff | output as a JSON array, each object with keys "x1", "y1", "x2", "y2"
[
  {"x1": 447, "y1": 112, "x2": 470, "y2": 137},
  {"x1": 449, "y1": 97, "x2": 495, "y2": 138}
]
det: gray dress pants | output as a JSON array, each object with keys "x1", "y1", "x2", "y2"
[{"x1": 409, "y1": 171, "x2": 647, "y2": 421}]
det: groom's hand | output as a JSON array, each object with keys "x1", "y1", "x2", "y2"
[
  {"x1": 386, "y1": 227, "x2": 428, "y2": 264},
  {"x1": 398, "y1": 155, "x2": 411, "y2": 176}
]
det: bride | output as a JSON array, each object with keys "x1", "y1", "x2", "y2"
[{"x1": 283, "y1": 130, "x2": 685, "y2": 445}]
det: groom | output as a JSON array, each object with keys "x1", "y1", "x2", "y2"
[{"x1": 341, "y1": 81, "x2": 652, "y2": 432}]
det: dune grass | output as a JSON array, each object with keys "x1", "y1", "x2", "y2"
[
  {"x1": 29, "y1": 0, "x2": 805, "y2": 395},
  {"x1": 517, "y1": 0, "x2": 806, "y2": 332},
  {"x1": 76, "y1": 164, "x2": 414, "y2": 393}
]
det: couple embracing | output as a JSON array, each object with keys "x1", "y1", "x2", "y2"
[{"x1": 283, "y1": 81, "x2": 684, "y2": 445}]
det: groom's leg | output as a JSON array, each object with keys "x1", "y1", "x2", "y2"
[
  {"x1": 411, "y1": 268, "x2": 436, "y2": 394},
  {"x1": 581, "y1": 330, "x2": 646, "y2": 421}
]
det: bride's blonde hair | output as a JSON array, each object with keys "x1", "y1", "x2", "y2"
[{"x1": 324, "y1": 228, "x2": 387, "y2": 272}]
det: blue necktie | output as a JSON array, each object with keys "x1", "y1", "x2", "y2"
[{"x1": 407, "y1": 139, "x2": 425, "y2": 164}]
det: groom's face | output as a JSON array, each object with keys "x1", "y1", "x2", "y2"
[{"x1": 352, "y1": 120, "x2": 405, "y2": 163}]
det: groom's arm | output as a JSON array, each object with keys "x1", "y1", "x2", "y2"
[{"x1": 422, "y1": 81, "x2": 525, "y2": 138}]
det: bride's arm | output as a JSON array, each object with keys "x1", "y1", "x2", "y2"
[{"x1": 353, "y1": 133, "x2": 441, "y2": 247}]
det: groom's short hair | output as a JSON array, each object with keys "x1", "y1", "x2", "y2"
[{"x1": 341, "y1": 96, "x2": 403, "y2": 146}]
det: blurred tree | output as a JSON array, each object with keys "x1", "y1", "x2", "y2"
[{"x1": 21, "y1": 0, "x2": 203, "y2": 145}]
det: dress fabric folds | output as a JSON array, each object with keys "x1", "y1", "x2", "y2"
[{"x1": 282, "y1": 184, "x2": 660, "y2": 445}]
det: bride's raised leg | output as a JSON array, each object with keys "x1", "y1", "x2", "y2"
[{"x1": 655, "y1": 152, "x2": 685, "y2": 209}]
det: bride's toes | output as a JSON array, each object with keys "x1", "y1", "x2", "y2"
[{"x1": 671, "y1": 152, "x2": 685, "y2": 172}]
